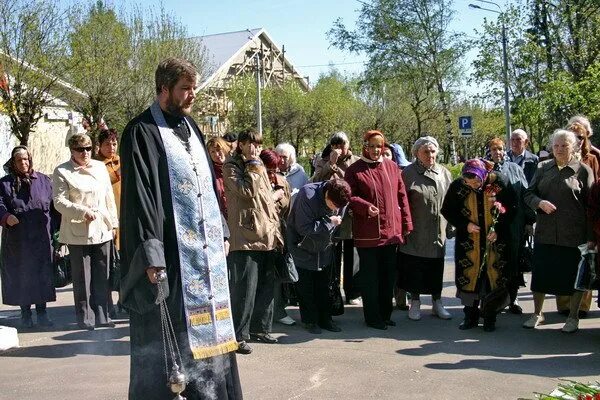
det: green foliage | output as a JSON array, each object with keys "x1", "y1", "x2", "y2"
[{"x1": 0, "y1": 0, "x2": 72, "y2": 145}]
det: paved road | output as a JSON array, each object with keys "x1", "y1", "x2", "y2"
[{"x1": 1, "y1": 245, "x2": 599, "y2": 400}]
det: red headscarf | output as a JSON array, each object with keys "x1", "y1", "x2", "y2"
[{"x1": 362, "y1": 130, "x2": 386, "y2": 159}]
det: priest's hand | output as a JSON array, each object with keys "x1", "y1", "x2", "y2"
[
  {"x1": 6, "y1": 214, "x2": 19, "y2": 226},
  {"x1": 147, "y1": 267, "x2": 166, "y2": 284}
]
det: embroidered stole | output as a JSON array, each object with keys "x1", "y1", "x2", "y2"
[{"x1": 150, "y1": 102, "x2": 237, "y2": 359}]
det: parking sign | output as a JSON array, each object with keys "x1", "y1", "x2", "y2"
[{"x1": 459, "y1": 116, "x2": 472, "y2": 136}]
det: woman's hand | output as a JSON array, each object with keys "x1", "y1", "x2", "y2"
[
  {"x1": 146, "y1": 267, "x2": 166, "y2": 284},
  {"x1": 367, "y1": 205, "x2": 379, "y2": 217},
  {"x1": 272, "y1": 188, "x2": 284, "y2": 202},
  {"x1": 467, "y1": 223, "x2": 480, "y2": 234},
  {"x1": 84, "y1": 210, "x2": 96, "y2": 222},
  {"x1": 329, "y1": 215, "x2": 342, "y2": 226},
  {"x1": 6, "y1": 214, "x2": 19, "y2": 226},
  {"x1": 487, "y1": 231, "x2": 497, "y2": 243},
  {"x1": 538, "y1": 200, "x2": 557, "y2": 214}
]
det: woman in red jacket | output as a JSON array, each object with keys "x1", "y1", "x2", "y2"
[{"x1": 345, "y1": 130, "x2": 413, "y2": 329}]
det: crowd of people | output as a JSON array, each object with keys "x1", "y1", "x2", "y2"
[{"x1": 1, "y1": 57, "x2": 599, "y2": 399}]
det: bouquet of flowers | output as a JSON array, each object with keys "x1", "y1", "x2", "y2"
[
  {"x1": 521, "y1": 380, "x2": 600, "y2": 399},
  {"x1": 478, "y1": 184, "x2": 506, "y2": 280}
]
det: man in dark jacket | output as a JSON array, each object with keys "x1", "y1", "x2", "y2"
[
  {"x1": 287, "y1": 179, "x2": 351, "y2": 334},
  {"x1": 507, "y1": 129, "x2": 539, "y2": 184}
]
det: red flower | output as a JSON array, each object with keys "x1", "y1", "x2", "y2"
[{"x1": 493, "y1": 201, "x2": 506, "y2": 215}]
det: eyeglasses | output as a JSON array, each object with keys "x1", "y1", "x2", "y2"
[{"x1": 73, "y1": 146, "x2": 93, "y2": 153}]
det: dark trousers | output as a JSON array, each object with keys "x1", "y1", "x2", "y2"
[
  {"x1": 228, "y1": 250, "x2": 275, "y2": 341},
  {"x1": 357, "y1": 245, "x2": 397, "y2": 325},
  {"x1": 335, "y1": 239, "x2": 360, "y2": 300},
  {"x1": 295, "y1": 265, "x2": 332, "y2": 325},
  {"x1": 69, "y1": 241, "x2": 111, "y2": 327}
]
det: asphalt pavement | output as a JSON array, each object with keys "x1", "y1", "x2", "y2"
[{"x1": 1, "y1": 244, "x2": 599, "y2": 400}]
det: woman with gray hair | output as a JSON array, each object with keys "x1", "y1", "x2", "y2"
[
  {"x1": 312, "y1": 131, "x2": 359, "y2": 182},
  {"x1": 399, "y1": 136, "x2": 453, "y2": 320},
  {"x1": 523, "y1": 129, "x2": 594, "y2": 333},
  {"x1": 53, "y1": 133, "x2": 119, "y2": 330},
  {"x1": 275, "y1": 142, "x2": 308, "y2": 202}
]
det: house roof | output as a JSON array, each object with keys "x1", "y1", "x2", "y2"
[{"x1": 195, "y1": 28, "x2": 309, "y2": 91}]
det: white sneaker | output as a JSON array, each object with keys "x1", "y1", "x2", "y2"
[
  {"x1": 432, "y1": 300, "x2": 452, "y2": 320},
  {"x1": 408, "y1": 300, "x2": 421, "y2": 321},
  {"x1": 561, "y1": 317, "x2": 579, "y2": 333},
  {"x1": 348, "y1": 297, "x2": 362, "y2": 306},
  {"x1": 523, "y1": 313, "x2": 544, "y2": 329},
  {"x1": 277, "y1": 316, "x2": 296, "y2": 326}
]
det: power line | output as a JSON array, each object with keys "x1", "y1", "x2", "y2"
[{"x1": 297, "y1": 61, "x2": 367, "y2": 68}]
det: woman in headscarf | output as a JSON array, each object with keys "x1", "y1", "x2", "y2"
[
  {"x1": 345, "y1": 130, "x2": 413, "y2": 330},
  {"x1": 399, "y1": 136, "x2": 453, "y2": 321},
  {"x1": 441, "y1": 159, "x2": 515, "y2": 332},
  {"x1": 487, "y1": 137, "x2": 535, "y2": 315},
  {"x1": 0, "y1": 146, "x2": 57, "y2": 328}
]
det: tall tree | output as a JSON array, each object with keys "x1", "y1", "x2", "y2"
[
  {"x1": 329, "y1": 0, "x2": 464, "y2": 162},
  {"x1": 0, "y1": 0, "x2": 73, "y2": 145}
]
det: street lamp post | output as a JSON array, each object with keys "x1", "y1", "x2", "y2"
[{"x1": 469, "y1": 0, "x2": 511, "y2": 143}]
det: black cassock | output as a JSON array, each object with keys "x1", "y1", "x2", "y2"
[{"x1": 120, "y1": 107, "x2": 242, "y2": 400}]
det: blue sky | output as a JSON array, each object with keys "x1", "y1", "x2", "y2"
[{"x1": 130, "y1": 0, "x2": 510, "y2": 89}]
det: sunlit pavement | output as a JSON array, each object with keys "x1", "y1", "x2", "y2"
[{"x1": 1, "y1": 240, "x2": 599, "y2": 399}]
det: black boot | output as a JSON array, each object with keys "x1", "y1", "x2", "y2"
[
  {"x1": 36, "y1": 304, "x2": 53, "y2": 327},
  {"x1": 20, "y1": 306, "x2": 34, "y2": 329},
  {"x1": 459, "y1": 306, "x2": 479, "y2": 330}
]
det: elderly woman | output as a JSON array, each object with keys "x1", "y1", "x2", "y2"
[
  {"x1": 345, "y1": 130, "x2": 413, "y2": 330},
  {"x1": 312, "y1": 131, "x2": 359, "y2": 182},
  {"x1": 275, "y1": 142, "x2": 308, "y2": 203},
  {"x1": 487, "y1": 138, "x2": 535, "y2": 314},
  {"x1": 523, "y1": 129, "x2": 594, "y2": 333},
  {"x1": 207, "y1": 137, "x2": 231, "y2": 218},
  {"x1": 441, "y1": 159, "x2": 515, "y2": 332},
  {"x1": 287, "y1": 179, "x2": 351, "y2": 333},
  {"x1": 53, "y1": 133, "x2": 119, "y2": 330},
  {"x1": 0, "y1": 146, "x2": 57, "y2": 328},
  {"x1": 399, "y1": 136, "x2": 453, "y2": 321},
  {"x1": 223, "y1": 130, "x2": 283, "y2": 354}
]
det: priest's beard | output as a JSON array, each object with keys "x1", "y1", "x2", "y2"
[{"x1": 165, "y1": 94, "x2": 193, "y2": 117}]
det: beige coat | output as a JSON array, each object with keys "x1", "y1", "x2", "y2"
[
  {"x1": 311, "y1": 151, "x2": 359, "y2": 182},
  {"x1": 53, "y1": 159, "x2": 118, "y2": 245},
  {"x1": 399, "y1": 162, "x2": 452, "y2": 259},
  {"x1": 223, "y1": 154, "x2": 283, "y2": 252}
]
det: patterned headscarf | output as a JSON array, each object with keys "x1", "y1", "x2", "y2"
[
  {"x1": 461, "y1": 159, "x2": 488, "y2": 183},
  {"x1": 3, "y1": 146, "x2": 34, "y2": 194}
]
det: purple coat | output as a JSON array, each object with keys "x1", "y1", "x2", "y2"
[{"x1": 0, "y1": 171, "x2": 56, "y2": 306}]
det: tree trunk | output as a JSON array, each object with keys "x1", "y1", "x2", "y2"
[{"x1": 435, "y1": 78, "x2": 456, "y2": 164}]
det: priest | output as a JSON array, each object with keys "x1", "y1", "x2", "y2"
[{"x1": 120, "y1": 57, "x2": 243, "y2": 400}]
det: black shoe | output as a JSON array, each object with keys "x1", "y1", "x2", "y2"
[
  {"x1": 236, "y1": 341, "x2": 252, "y2": 355},
  {"x1": 508, "y1": 304, "x2": 523, "y2": 315},
  {"x1": 579, "y1": 310, "x2": 588, "y2": 319},
  {"x1": 306, "y1": 323, "x2": 322, "y2": 334},
  {"x1": 367, "y1": 322, "x2": 387, "y2": 330},
  {"x1": 483, "y1": 320, "x2": 496, "y2": 332},
  {"x1": 37, "y1": 313, "x2": 54, "y2": 327},
  {"x1": 319, "y1": 321, "x2": 342, "y2": 332},
  {"x1": 20, "y1": 316, "x2": 34, "y2": 329},
  {"x1": 109, "y1": 309, "x2": 118, "y2": 320},
  {"x1": 96, "y1": 320, "x2": 116, "y2": 328},
  {"x1": 458, "y1": 318, "x2": 478, "y2": 330},
  {"x1": 384, "y1": 320, "x2": 396, "y2": 326},
  {"x1": 78, "y1": 323, "x2": 95, "y2": 331},
  {"x1": 250, "y1": 333, "x2": 278, "y2": 344}
]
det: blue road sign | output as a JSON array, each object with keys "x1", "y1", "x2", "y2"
[{"x1": 459, "y1": 116, "x2": 472, "y2": 136}]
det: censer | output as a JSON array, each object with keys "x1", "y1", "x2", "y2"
[{"x1": 156, "y1": 270, "x2": 187, "y2": 400}]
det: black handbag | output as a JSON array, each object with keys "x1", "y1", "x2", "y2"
[
  {"x1": 109, "y1": 241, "x2": 121, "y2": 291},
  {"x1": 574, "y1": 250, "x2": 597, "y2": 291},
  {"x1": 53, "y1": 243, "x2": 72, "y2": 288},
  {"x1": 481, "y1": 285, "x2": 510, "y2": 316},
  {"x1": 274, "y1": 251, "x2": 298, "y2": 283},
  {"x1": 328, "y1": 260, "x2": 344, "y2": 316},
  {"x1": 518, "y1": 234, "x2": 534, "y2": 273}
]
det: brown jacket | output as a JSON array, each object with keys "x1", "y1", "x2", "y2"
[
  {"x1": 223, "y1": 154, "x2": 283, "y2": 252},
  {"x1": 524, "y1": 158, "x2": 594, "y2": 247},
  {"x1": 311, "y1": 151, "x2": 359, "y2": 182}
]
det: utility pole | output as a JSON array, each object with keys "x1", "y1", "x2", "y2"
[
  {"x1": 255, "y1": 51, "x2": 262, "y2": 134},
  {"x1": 469, "y1": 0, "x2": 511, "y2": 143}
]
